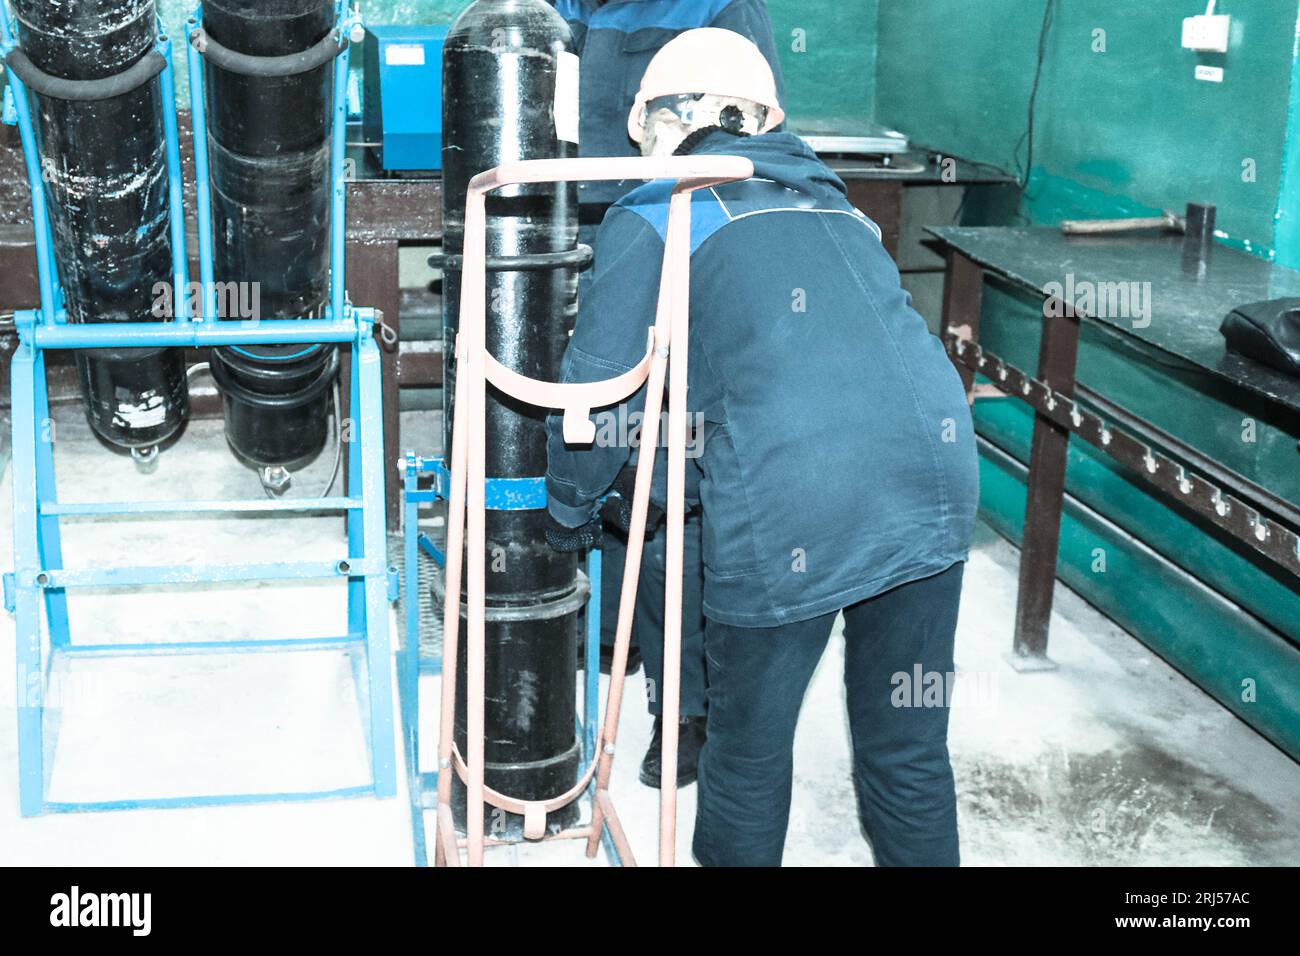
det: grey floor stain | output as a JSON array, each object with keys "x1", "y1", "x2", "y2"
[
  {"x1": 803, "y1": 771, "x2": 867, "y2": 858},
  {"x1": 955, "y1": 742, "x2": 1291, "y2": 866}
]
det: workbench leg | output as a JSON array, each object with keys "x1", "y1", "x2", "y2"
[
  {"x1": 1010, "y1": 302, "x2": 1081, "y2": 670},
  {"x1": 845, "y1": 180, "x2": 903, "y2": 259},
  {"x1": 344, "y1": 239, "x2": 402, "y2": 531},
  {"x1": 940, "y1": 251, "x2": 984, "y2": 399}
]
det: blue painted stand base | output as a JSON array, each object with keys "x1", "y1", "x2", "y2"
[{"x1": 6, "y1": 310, "x2": 398, "y2": 816}]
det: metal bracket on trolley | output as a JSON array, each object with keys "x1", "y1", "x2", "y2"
[{"x1": 428, "y1": 244, "x2": 594, "y2": 274}]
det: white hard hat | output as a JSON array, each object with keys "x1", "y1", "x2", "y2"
[{"x1": 627, "y1": 27, "x2": 785, "y2": 144}]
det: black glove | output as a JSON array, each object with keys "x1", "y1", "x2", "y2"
[
  {"x1": 545, "y1": 512, "x2": 602, "y2": 553},
  {"x1": 599, "y1": 464, "x2": 666, "y2": 538}
]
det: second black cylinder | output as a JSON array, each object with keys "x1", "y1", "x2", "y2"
[{"x1": 203, "y1": 0, "x2": 338, "y2": 476}]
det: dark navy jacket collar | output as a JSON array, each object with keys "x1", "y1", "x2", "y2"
[{"x1": 688, "y1": 130, "x2": 851, "y2": 202}]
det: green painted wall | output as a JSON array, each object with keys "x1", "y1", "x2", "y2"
[
  {"x1": 767, "y1": 0, "x2": 877, "y2": 132},
  {"x1": 158, "y1": 0, "x2": 876, "y2": 128},
  {"x1": 1275, "y1": 21, "x2": 1300, "y2": 269},
  {"x1": 875, "y1": 0, "x2": 1300, "y2": 255},
  {"x1": 873, "y1": 0, "x2": 1300, "y2": 755}
]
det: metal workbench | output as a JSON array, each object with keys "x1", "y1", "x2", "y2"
[{"x1": 930, "y1": 225, "x2": 1300, "y2": 667}]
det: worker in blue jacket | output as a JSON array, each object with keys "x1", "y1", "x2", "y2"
[
  {"x1": 547, "y1": 0, "x2": 785, "y2": 791},
  {"x1": 544, "y1": 29, "x2": 979, "y2": 866}
]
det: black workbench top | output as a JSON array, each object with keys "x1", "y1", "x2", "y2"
[{"x1": 927, "y1": 226, "x2": 1300, "y2": 416}]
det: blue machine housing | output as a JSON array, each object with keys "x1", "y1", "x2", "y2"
[{"x1": 361, "y1": 24, "x2": 447, "y2": 171}]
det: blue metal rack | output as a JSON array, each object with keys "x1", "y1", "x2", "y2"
[
  {"x1": 0, "y1": 2, "x2": 397, "y2": 815},
  {"x1": 398, "y1": 454, "x2": 618, "y2": 865}
]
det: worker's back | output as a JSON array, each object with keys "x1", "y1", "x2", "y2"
[{"x1": 548, "y1": 130, "x2": 979, "y2": 628}]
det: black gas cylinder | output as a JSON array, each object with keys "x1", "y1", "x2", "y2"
[
  {"x1": 202, "y1": 0, "x2": 338, "y2": 481},
  {"x1": 13, "y1": 0, "x2": 189, "y2": 457},
  {"x1": 441, "y1": 0, "x2": 585, "y2": 837}
]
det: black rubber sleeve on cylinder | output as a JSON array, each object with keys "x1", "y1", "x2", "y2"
[
  {"x1": 429, "y1": 244, "x2": 594, "y2": 274},
  {"x1": 3, "y1": 48, "x2": 166, "y2": 102},
  {"x1": 190, "y1": 27, "x2": 346, "y2": 77}
]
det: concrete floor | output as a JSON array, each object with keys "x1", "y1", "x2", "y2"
[{"x1": 0, "y1": 402, "x2": 1297, "y2": 866}]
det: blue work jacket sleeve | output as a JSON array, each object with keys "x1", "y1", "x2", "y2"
[{"x1": 545, "y1": 206, "x2": 665, "y2": 527}]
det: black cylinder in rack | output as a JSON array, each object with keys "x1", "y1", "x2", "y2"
[
  {"x1": 12, "y1": 0, "x2": 189, "y2": 453},
  {"x1": 441, "y1": 0, "x2": 584, "y2": 838},
  {"x1": 203, "y1": 0, "x2": 338, "y2": 473}
]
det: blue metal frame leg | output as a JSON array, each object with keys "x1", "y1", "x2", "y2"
[
  {"x1": 356, "y1": 327, "x2": 397, "y2": 798},
  {"x1": 34, "y1": 363, "x2": 70, "y2": 651},
  {"x1": 12, "y1": 337, "x2": 45, "y2": 817}
]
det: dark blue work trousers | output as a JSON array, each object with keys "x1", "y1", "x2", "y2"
[
  {"x1": 693, "y1": 561, "x2": 964, "y2": 867},
  {"x1": 600, "y1": 510, "x2": 708, "y2": 717}
]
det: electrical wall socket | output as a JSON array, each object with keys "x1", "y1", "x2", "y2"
[{"x1": 1181, "y1": 14, "x2": 1230, "y2": 53}]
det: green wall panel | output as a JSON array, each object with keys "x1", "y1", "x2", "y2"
[
  {"x1": 876, "y1": 0, "x2": 1044, "y2": 179},
  {"x1": 766, "y1": 0, "x2": 876, "y2": 131},
  {"x1": 875, "y1": 0, "x2": 1300, "y2": 252},
  {"x1": 1275, "y1": 15, "x2": 1300, "y2": 269}
]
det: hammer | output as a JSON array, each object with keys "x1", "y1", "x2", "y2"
[
  {"x1": 1060, "y1": 210, "x2": 1186, "y2": 235},
  {"x1": 1060, "y1": 202, "x2": 1217, "y2": 239}
]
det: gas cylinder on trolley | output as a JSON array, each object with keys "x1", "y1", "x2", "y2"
[
  {"x1": 11, "y1": 0, "x2": 189, "y2": 465},
  {"x1": 202, "y1": 0, "x2": 339, "y2": 493},
  {"x1": 440, "y1": 0, "x2": 585, "y2": 837}
]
